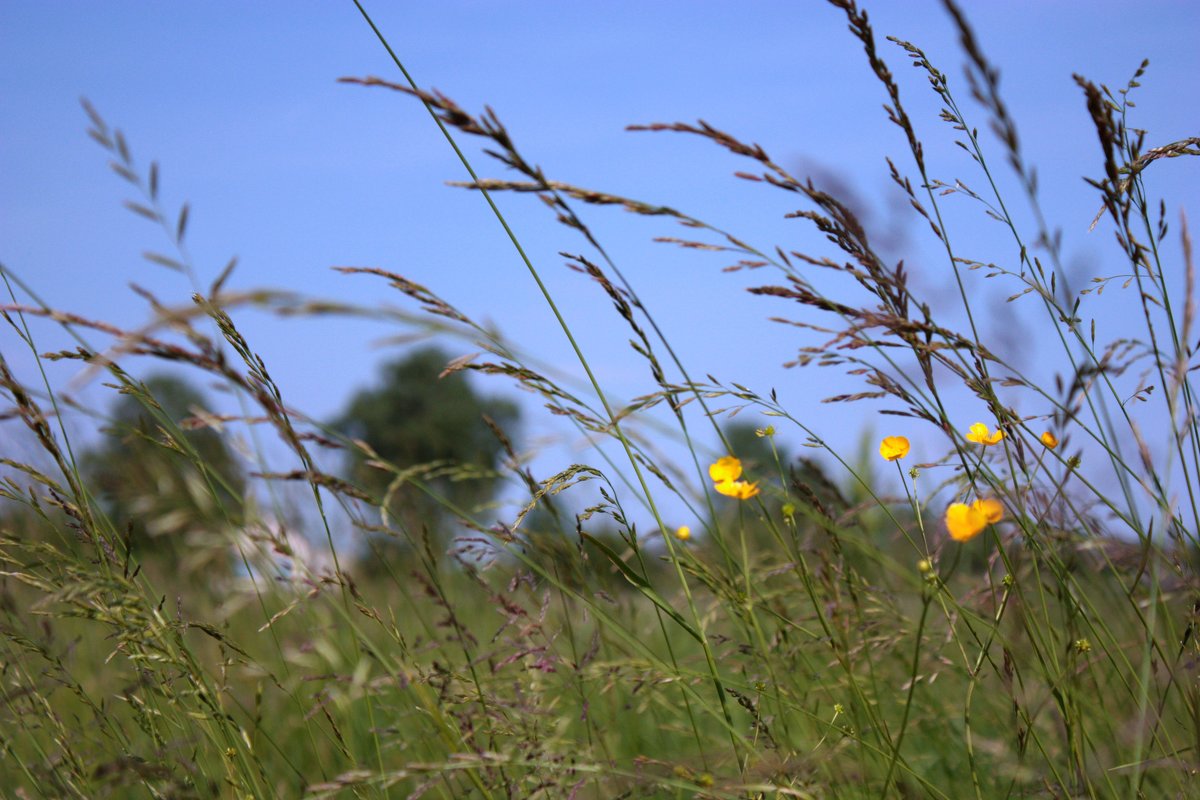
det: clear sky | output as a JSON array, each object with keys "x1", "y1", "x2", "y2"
[{"x1": 2, "y1": 2, "x2": 1197, "y2": 533}]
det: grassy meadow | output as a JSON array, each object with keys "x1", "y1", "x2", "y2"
[{"x1": 3, "y1": 1, "x2": 1200, "y2": 798}]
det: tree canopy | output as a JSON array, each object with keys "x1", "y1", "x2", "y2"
[
  {"x1": 83, "y1": 374, "x2": 244, "y2": 574},
  {"x1": 332, "y1": 347, "x2": 520, "y2": 563}
]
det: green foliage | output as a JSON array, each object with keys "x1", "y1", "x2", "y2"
[
  {"x1": 332, "y1": 346, "x2": 519, "y2": 564},
  {"x1": 82, "y1": 374, "x2": 243, "y2": 574},
  {"x1": 722, "y1": 422, "x2": 785, "y2": 477}
]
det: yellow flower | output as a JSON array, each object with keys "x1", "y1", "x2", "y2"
[
  {"x1": 945, "y1": 503, "x2": 984, "y2": 541},
  {"x1": 675, "y1": 525, "x2": 691, "y2": 541},
  {"x1": 1040, "y1": 431, "x2": 1058, "y2": 449},
  {"x1": 709, "y1": 456, "x2": 759, "y2": 499},
  {"x1": 708, "y1": 456, "x2": 743, "y2": 484},
  {"x1": 714, "y1": 479, "x2": 761, "y2": 500},
  {"x1": 945, "y1": 497, "x2": 1004, "y2": 541},
  {"x1": 879, "y1": 436, "x2": 911, "y2": 462},
  {"x1": 975, "y1": 497, "x2": 1003, "y2": 523},
  {"x1": 965, "y1": 422, "x2": 1005, "y2": 446}
]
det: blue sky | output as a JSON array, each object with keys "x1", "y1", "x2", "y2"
[{"x1": 2, "y1": 2, "x2": 1197, "y2": 533}]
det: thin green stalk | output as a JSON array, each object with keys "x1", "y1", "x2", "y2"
[
  {"x1": 879, "y1": 593, "x2": 931, "y2": 798},
  {"x1": 349, "y1": 0, "x2": 743, "y2": 768}
]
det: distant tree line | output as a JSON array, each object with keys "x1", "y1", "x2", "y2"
[
  {"x1": 22, "y1": 345, "x2": 885, "y2": 587},
  {"x1": 61, "y1": 346, "x2": 517, "y2": 579}
]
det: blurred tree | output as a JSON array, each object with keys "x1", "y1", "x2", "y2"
[
  {"x1": 706, "y1": 421, "x2": 793, "y2": 549},
  {"x1": 515, "y1": 497, "x2": 662, "y2": 595},
  {"x1": 722, "y1": 421, "x2": 787, "y2": 481},
  {"x1": 332, "y1": 346, "x2": 519, "y2": 570},
  {"x1": 83, "y1": 374, "x2": 244, "y2": 575}
]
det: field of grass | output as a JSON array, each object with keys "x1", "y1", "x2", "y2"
[{"x1": 3, "y1": 1, "x2": 1199, "y2": 797}]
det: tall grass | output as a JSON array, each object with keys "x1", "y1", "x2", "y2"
[{"x1": 3, "y1": 0, "x2": 1199, "y2": 797}]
